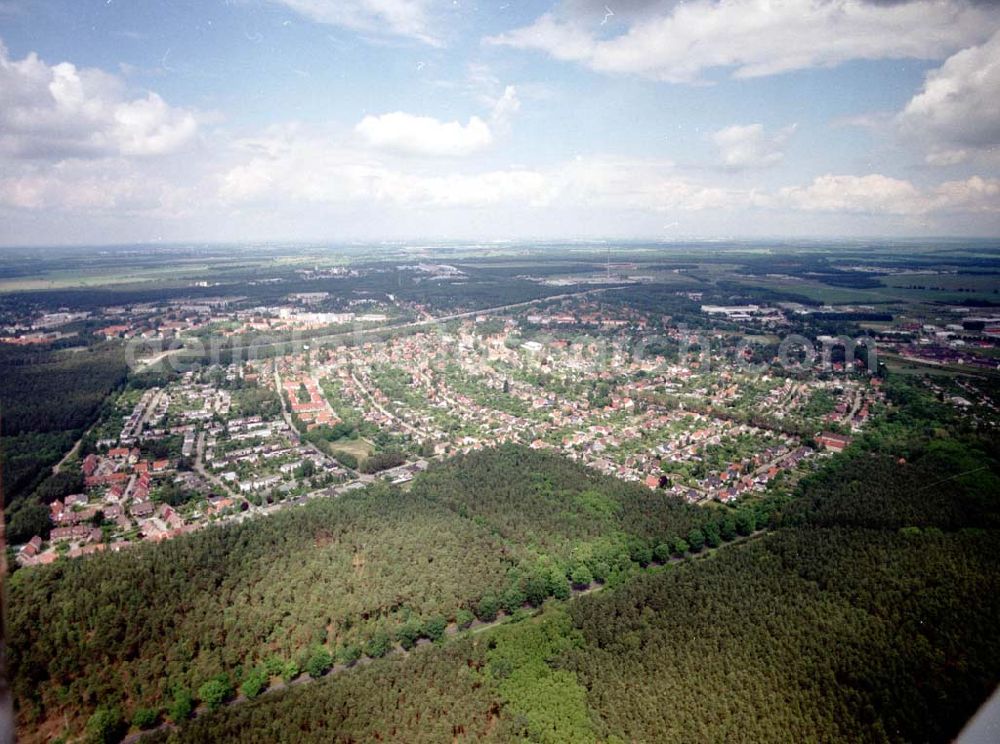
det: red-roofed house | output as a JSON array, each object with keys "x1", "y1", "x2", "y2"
[
  {"x1": 85, "y1": 472, "x2": 129, "y2": 488},
  {"x1": 98, "y1": 324, "x2": 130, "y2": 339},
  {"x1": 51, "y1": 525, "x2": 91, "y2": 541},
  {"x1": 817, "y1": 432, "x2": 853, "y2": 453},
  {"x1": 20, "y1": 536, "x2": 43, "y2": 558}
]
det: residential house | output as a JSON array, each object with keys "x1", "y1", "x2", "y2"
[{"x1": 817, "y1": 432, "x2": 852, "y2": 453}]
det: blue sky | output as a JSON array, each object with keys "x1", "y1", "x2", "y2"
[{"x1": 0, "y1": 0, "x2": 998, "y2": 245}]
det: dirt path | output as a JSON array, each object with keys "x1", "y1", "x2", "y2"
[
  {"x1": 51, "y1": 435, "x2": 83, "y2": 475},
  {"x1": 51, "y1": 411, "x2": 106, "y2": 475}
]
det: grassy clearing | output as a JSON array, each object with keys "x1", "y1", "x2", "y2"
[
  {"x1": 728, "y1": 276, "x2": 892, "y2": 304},
  {"x1": 882, "y1": 354, "x2": 977, "y2": 379},
  {"x1": 0, "y1": 265, "x2": 217, "y2": 292},
  {"x1": 330, "y1": 438, "x2": 375, "y2": 463}
]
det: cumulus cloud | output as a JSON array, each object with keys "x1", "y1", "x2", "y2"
[
  {"x1": 6, "y1": 113, "x2": 995, "y2": 234},
  {"x1": 219, "y1": 125, "x2": 548, "y2": 207},
  {"x1": 0, "y1": 157, "x2": 190, "y2": 214},
  {"x1": 356, "y1": 112, "x2": 493, "y2": 157},
  {"x1": 776, "y1": 173, "x2": 1000, "y2": 215},
  {"x1": 555, "y1": 156, "x2": 738, "y2": 211},
  {"x1": 0, "y1": 39, "x2": 202, "y2": 219},
  {"x1": 218, "y1": 126, "x2": 1000, "y2": 220},
  {"x1": 778, "y1": 174, "x2": 925, "y2": 214},
  {"x1": 489, "y1": 85, "x2": 520, "y2": 134},
  {"x1": 219, "y1": 127, "x2": 743, "y2": 213},
  {"x1": 924, "y1": 148, "x2": 971, "y2": 166},
  {"x1": 932, "y1": 175, "x2": 1000, "y2": 212},
  {"x1": 355, "y1": 86, "x2": 519, "y2": 157},
  {"x1": 486, "y1": 0, "x2": 998, "y2": 82},
  {"x1": 0, "y1": 41, "x2": 198, "y2": 159},
  {"x1": 897, "y1": 28, "x2": 1000, "y2": 164},
  {"x1": 272, "y1": 0, "x2": 442, "y2": 45},
  {"x1": 712, "y1": 123, "x2": 796, "y2": 169}
]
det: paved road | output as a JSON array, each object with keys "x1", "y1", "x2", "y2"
[
  {"x1": 140, "y1": 389, "x2": 165, "y2": 429},
  {"x1": 840, "y1": 387, "x2": 863, "y2": 427},
  {"x1": 272, "y1": 366, "x2": 302, "y2": 442},
  {"x1": 194, "y1": 430, "x2": 235, "y2": 497}
]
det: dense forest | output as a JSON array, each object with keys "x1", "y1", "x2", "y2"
[
  {"x1": 0, "y1": 343, "x2": 128, "y2": 542},
  {"x1": 0, "y1": 343, "x2": 127, "y2": 437},
  {"x1": 145, "y1": 379, "x2": 1000, "y2": 744},
  {"x1": 8, "y1": 377, "x2": 1000, "y2": 742},
  {"x1": 8, "y1": 447, "x2": 751, "y2": 738},
  {"x1": 0, "y1": 262, "x2": 571, "y2": 318},
  {"x1": 156, "y1": 527, "x2": 1000, "y2": 744},
  {"x1": 563, "y1": 527, "x2": 1000, "y2": 743}
]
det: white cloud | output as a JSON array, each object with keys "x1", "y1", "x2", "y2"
[
  {"x1": 712, "y1": 123, "x2": 796, "y2": 169},
  {"x1": 272, "y1": 0, "x2": 441, "y2": 46},
  {"x1": 932, "y1": 175, "x2": 1000, "y2": 212},
  {"x1": 219, "y1": 125, "x2": 548, "y2": 206},
  {"x1": 219, "y1": 128, "x2": 741, "y2": 212},
  {"x1": 355, "y1": 86, "x2": 519, "y2": 157},
  {"x1": 490, "y1": 85, "x2": 520, "y2": 134},
  {"x1": 112, "y1": 94, "x2": 198, "y2": 156},
  {"x1": 356, "y1": 111, "x2": 493, "y2": 157},
  {"x1": 777, "y1": 173, "x2": 1000, "y2": 215},
  {"x1": 555, "y1": 156, "x2": 738, "y2": 211},
  {"x1": 924, "y1": 148, "x2": 970, "y2": 166},
  {"x1": 0, "y1": 41, "x2": 197, "y2": 159},
  {"x1": 380, "y1": 169, "x2": 550, "y2": 208},
  {"x1": 898, "y1": 28, "x2": 1000, "y2": 162},
  {"x1": 5, "y1": 119, "x2": 995, "y2": 242},
  {"x1": 0, "y1": 158, "x2": 189, "y2": 214},
  {"x1": 779, "y1": 174, "x2": 925, "y2": 214},
  {"x1": 487, "y1": 0, "x2": 998, "y2": 83}
]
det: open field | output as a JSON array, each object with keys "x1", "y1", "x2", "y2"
[
  {"x1": 329, "y1": 438, "x2": 375, "y2": 463},
  {"x1": 882, "y1": 353, "x2": 994, "y2": 379}
]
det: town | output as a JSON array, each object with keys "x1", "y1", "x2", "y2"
[
  {"x1": 13, "y1": 289, "x2": 898, "y2": 567},
  {"x1": 6, "y1": 0, "x2": 1000, "y2": 737}
]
